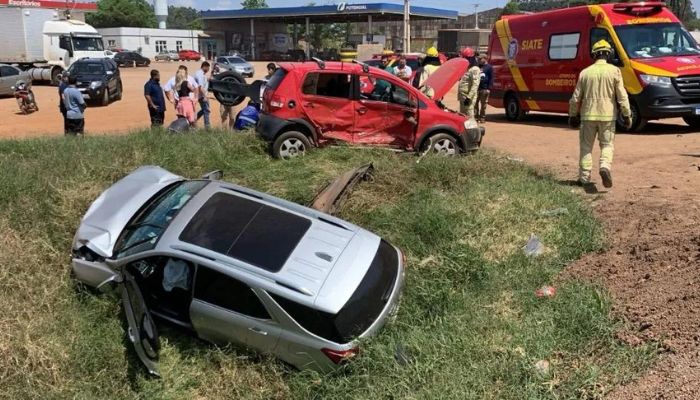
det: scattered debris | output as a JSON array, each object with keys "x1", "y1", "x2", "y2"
[
  {"x1": 418, "y1": 255, "x2": 437, "y2": 267},
  {"x1": 540, "y1": 207, "x2": 568, "y2": 217},
  {"x1": 395, "y1": 344, "x2": 414, "y2": 366},
  {"x1": 522, "y1": 234, "x2": 545, "y2": 257},
  {"x1": 535, "y1": 286, "x2": 557, "y2": 298},
  {"x1": 534, "y1": 359, "x2": 551, "y2": 376},
  {"x1": 507, "y1": 156, "x2": 524, "y2": 162},
  {"x1": 309, "y1": 164, "x2": 374, "y2": 215}
]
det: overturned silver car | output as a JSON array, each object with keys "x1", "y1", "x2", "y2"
[{"x1": 72, "y1": 166, "x2": 405, "y2": 375}]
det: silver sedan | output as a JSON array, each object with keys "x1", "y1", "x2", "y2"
[{"x1": 0, "y1": 64, "x2": 30, "y2": 96}]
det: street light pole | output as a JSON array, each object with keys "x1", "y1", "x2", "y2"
[
  {"x1": 474, "y1": 4, "x2": 480, "y2": 30},
  {"x1": 403, "y1": 0, "x2": 410, "y2": 52}
]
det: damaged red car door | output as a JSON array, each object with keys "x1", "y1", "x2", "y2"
[
  {"x1": 300, "y1": 71, "x2": 355, "y2": 143},
  {"x1": 353, "y1": 73, "x2": 417, "y2": 149}
]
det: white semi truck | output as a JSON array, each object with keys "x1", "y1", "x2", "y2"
[{"x1": 0, "y1": 8, "x2": 105, "y2": 84}]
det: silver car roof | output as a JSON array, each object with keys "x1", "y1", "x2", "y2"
[{"x1": 157, "y1": 180, "x2": 381, "y2": 314}]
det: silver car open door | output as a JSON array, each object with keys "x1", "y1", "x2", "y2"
[{"x1": 121, "y1": 268, "x2": 161, "y2": 377}]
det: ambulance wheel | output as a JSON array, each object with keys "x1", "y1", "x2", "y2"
[
  {"x1": 505, "y1": 94, "x2": 525, "y2": 121},
  {"x1": 682, "y1": 116, "x2": 700, "y2": 130},
  {"x1": 616, "y1": 103, "x2": 646, "y2": 132}
]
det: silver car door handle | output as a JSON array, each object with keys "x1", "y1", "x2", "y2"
[{"x1": 248, "y1": 327, "x2": 268, "y2": 336}]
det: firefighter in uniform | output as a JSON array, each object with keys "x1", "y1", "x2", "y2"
[
  {"x1": 458, "y1": 47, "x2": 481, "y2": 118},
  {"x1": 569, "y1": 39, "x2": 632, "y2": 188},
  {"x1": 418, "y1": 47, "x2": 441, "y2": 98}
]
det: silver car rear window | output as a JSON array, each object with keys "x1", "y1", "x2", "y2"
[{"x1": 179, "y1": 192, "x2": 311, "y2": 272}]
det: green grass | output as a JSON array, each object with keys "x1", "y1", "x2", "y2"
[{"x1": 0, "y1": 131, "x2": 654, "y2": 399}]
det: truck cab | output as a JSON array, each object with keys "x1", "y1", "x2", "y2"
[
  {"x1": 489, "y1": 2, "x2": 700, "y2": 131},
  {"x1": 44, "y1": 19, "x2": 105, "y2": 82}
]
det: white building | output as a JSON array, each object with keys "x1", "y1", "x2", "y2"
[{"x1": 97, "y1": 27, "x2": 225, "y2": 59}]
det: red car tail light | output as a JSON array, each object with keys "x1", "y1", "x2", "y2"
[
  {"x1": 322, "y1": 347, "x2": 359, "y2": 364},
  {"x1": 270, "y1": 94, "x2": 284, "y2": 109}
]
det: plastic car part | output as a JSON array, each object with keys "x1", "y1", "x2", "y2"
[{"x1": 309, "y1": 164, "x2": 374, "y2": 215}]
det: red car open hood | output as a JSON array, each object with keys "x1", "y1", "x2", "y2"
[{"x1": 423, "y1": 57, "x2": 470, "y2": 101}]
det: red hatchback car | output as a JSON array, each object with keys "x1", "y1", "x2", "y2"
[
  {"x1": 178, "y1": 49, "x2": 202, "y2": 61},
  {"x1": 258, "y1": 59, "x2": 484, "y2": 159}
]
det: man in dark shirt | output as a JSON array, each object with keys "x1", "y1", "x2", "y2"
[
  {"x1": 144, "y1": 69, "x2": 166, "y2": 127},
  {"x1": 58, "y1": 74, "x2": 69, "y2": 133},
  {"x1": 475, "y1": 54, "x2": 493, "y2": 123}
]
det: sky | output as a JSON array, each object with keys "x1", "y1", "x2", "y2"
[{"x1": 170, "y1": 0, "x2": 700, "y2": 16}]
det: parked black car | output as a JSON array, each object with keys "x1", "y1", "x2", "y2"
[
  {"x1": 66, "y1": 58, "x2": 123, "y2": 106},
  {"x1": 114, "y1": 51, "x2": 151, "y2": 67}
]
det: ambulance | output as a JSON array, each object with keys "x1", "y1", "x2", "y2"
[{"x1": 488, "y1": 2, "x2": 700, "y2": 131}]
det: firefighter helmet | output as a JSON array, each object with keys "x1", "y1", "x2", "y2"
[
  {"x1": 426, "y1": 47, "x2": 439, "y2": 57},
  {"x1": 592, "y1": 39, "x2": 613, "y2": 54},
  {"x1": 461, "y1": 47, "x2": 475, "y2": 58}
]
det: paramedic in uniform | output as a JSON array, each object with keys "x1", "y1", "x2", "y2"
[
  {"x1": 569, "y1": 39, "x2": 632, "y2": 188},
  {"x1": 457, "y1": 47, "x2": 480, "y2": 119}
]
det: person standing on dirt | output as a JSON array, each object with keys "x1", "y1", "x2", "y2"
[
  {"x1": 144, "y1": 69, "x2": 165, "y2": 127},
  {"x1": 62, "y1": 75, "x2": 86, "y2": 136},
  {"x1": 164, "y1": 65, "x2": 198, "y2": 107},
  {"x1": 392, "y1": 56, "x2": 413, "y2": 82},
  {"x1": 195, "y1": 61, "x2": 211, "y2": 130},
  {"x1": 264, "y1": 63, "x2": 277, "y2": 80},
  {"x1": 58, "y1": 74, "x2": 69, "y2": 133},
  {"x1": 569, "y1": 40, "x2": 632, "y2": 188},
  {"x1": 458, "y1": 47, "x2": 480, "y2": 119},
  {"x1": 475, "y1": 54, "x2": 493, "y2": 123}
]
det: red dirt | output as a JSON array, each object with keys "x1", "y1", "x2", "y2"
[{"x1": 2, "y1": 61, "x2": 700, "y2": 397}]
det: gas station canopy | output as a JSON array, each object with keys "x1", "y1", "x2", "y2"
[{"x1": 201, "y1": 2, "x2": 458, "y2": 24}]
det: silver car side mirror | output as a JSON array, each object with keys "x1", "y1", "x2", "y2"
[{"x1": 201, "y1": 170, "x2": 223, "y2": 180}]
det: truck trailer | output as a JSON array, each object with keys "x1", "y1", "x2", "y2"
[
  {"x1": 0, "y1": 8, "x2": 105, "y2": 84},
  {"x1": 438, "y1": 29, "x2": 491, "y2": 58}
]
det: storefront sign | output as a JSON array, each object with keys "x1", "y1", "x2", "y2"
[
  {"x1": 337, "y1": 3, "x2": 367, "y2": 12},
  {"x1": 0, "y1": 0, "x2": 98, "y2": 9}
]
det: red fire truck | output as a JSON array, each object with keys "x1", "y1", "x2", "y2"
[{"x1": 488, "y1": 2, "x2": 700, "y2": 131}]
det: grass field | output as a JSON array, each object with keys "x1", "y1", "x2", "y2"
[{"x1": 0, "y1": 131, "x2": 654, "y2": 399}]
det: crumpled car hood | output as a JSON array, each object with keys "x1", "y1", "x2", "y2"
[{"x1": 73, "y1": 166, "x2": 184, "y2": 258}]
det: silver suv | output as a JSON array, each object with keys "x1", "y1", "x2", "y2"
[
  {"x1": 214, "y1": 55, "x2": 255, "y2": 77},
  {"x1": 72, "y1": 166, "x2": 405, "y2": 376}
]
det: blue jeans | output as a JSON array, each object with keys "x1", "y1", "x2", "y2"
[{"x1": 197, "y1": 99, "x2": 211, "y2": 128}]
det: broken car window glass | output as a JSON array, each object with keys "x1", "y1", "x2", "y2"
[{"x1": 302, "y1": 72, "x2": 351, "y2": 99}]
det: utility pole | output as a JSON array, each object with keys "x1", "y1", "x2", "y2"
[
  {"x1": 473, "y1": 4, "x2": 480, "y2": 30},
  {"x1": 403, "y1": 0, "x2": 411, "y2": 52}
]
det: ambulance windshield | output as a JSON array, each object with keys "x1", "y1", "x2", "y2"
[{"x1": 615, "y1": 23, "x2": 700, "y2": 59}]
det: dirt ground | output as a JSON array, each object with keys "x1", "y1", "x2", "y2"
[{"x1": 2, "y1": 61, "x2": 700, "y2": 397}]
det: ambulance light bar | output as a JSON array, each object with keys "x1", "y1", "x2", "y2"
[{"x1": 612, "y1": 2, "x2": 666, "y2": 16}]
